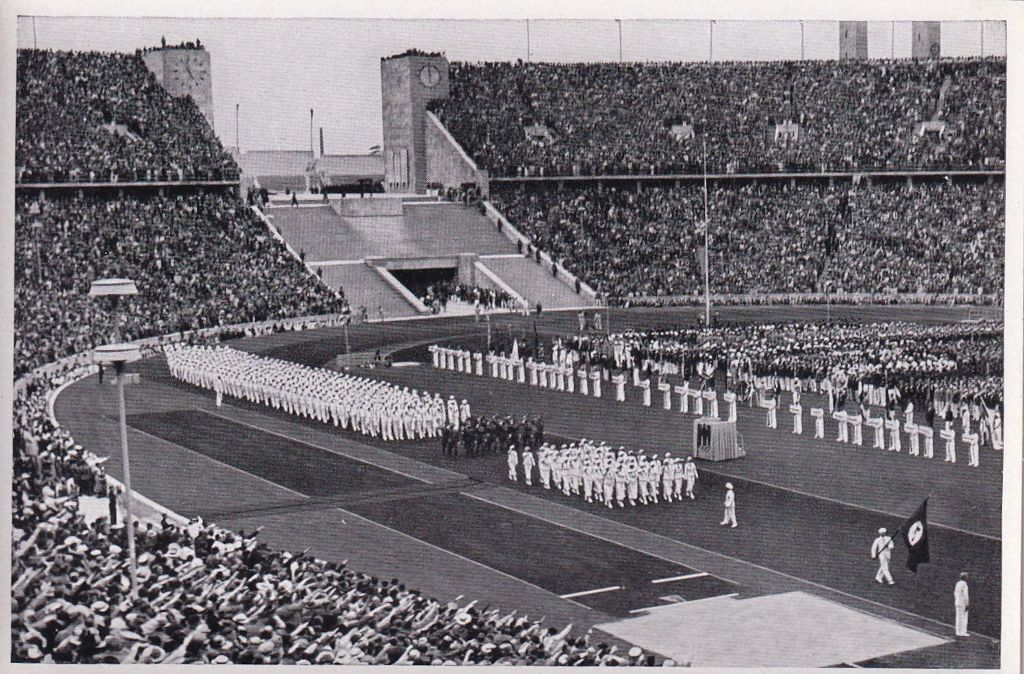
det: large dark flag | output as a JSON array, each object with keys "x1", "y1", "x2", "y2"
[{"x1": 901, "y1": 498, "x2": 930, "y2": 573}]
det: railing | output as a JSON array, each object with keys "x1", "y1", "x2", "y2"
[{"x1": 612, "y1": 292, "x2": 1002, "y2": 308}]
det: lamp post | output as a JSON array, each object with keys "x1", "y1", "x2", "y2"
[
  {"x1": 89, "y1": 278, "x2": 140, "y2": 599},
  {"x1": 616, "y1": 19, "x2": 623, "y2": 62},
  {"x1": 800, "y1": 21, "x2": 805, "y2": 60},
  {"x1": 709, "y1": 20, "x2": 715, "y2": 62}
]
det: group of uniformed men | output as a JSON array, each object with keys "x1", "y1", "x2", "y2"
[
  {"x1": 505, "y1": 440, "x2": 701, "y2": 510},
  {"x1": 165, "y1": 345, "x2": 470, "y2": 441},
  {"x1": 440, "y1": 414, "x2": 544, "y2": 458}
]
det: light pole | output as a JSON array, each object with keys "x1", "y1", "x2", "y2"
[
  {"x1": 526, "y1": 19, "x2": 531, "y2": 62},
  {"x1": 709, "y1": 20, "x2": 715, "y2": 62},
  {"x1": 616, "y1": 19, "x2": 623, "y2": 62},
  {"x1": 891, "y1": 22, "x2": 896, "y2": 59},
  {"x1": 343, "y1": 315, "x2": 351, "y2": 369},
  {"x1": 89, "y1": 278, "x2": 140, "y2": 599},
  {"x1": 235, "y1": 103, "x2": 240, "y2": 153},
  {"x1": 800, "y1": 21, "x2": 805, "y2": 60},
  {"x1": 31, "y1": 219, "x2": 43, "y2": 283}
]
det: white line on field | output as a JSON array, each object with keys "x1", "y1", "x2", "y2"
[
  {"x1": 651, "y1": 572, "x2": 708, "y2": 584},
  {"x1": 559, "y1": 585, "x2": 622, "y2": 599}
]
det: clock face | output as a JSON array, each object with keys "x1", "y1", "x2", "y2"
[{"x1": 419, "y1": 64, "x2": 440, "y2": 87}]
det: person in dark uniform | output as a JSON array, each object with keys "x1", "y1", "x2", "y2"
[
  {"x1": 107, "y1": 485, "x2": 119, "y2": 526},
  {"x1": 517, "y1": 415, "x2": 531, "y2": 449},
  {"x1": 533, "y1": 416, "x2": 545, "y2": 448},
  {"x1": 441, "y1": 423, "x2": 453, "y2": 456},
  {"x1": 926, "y1": 401, "x2": 937, "y2": 429},
  {"x1": 463, "y1": 421, "x2": 476, "y2": 458}
]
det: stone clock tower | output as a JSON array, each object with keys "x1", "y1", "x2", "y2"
[
  {"x1": 142, "y1": 47, "x2": 215, "y2": 129},
  {"x1": 380, "y1": 51, "x2": 450, "y2": 193}
]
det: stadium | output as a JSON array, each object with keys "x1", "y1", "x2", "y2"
[{"x1": 10, "y1": 16, "x2": 1015, "y2": 669}]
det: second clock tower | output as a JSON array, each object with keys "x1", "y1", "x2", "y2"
[{"x1": 142, "y1": 46, "x2": 215, "y2": 129}]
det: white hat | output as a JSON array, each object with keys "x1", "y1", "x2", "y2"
[
  {"x1": 879, "y1": 527, "x2": 887, "y2": 534},
  {"x1": 725, "y1": 482, "x2": 733, "y2": 489}
]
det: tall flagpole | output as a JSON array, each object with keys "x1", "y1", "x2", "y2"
[{"x1": 702, "y1": 136, "x2": 711, "y2": 326}]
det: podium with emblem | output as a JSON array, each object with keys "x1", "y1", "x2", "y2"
[{"x1": 692, "y1": 418, "x2": 744, "y2": 461}]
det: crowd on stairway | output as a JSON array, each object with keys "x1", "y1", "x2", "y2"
[
  {"x1": 16, "y1": 49, "x2": 238, "y2": 183},
  {"x1": 432, "y1": 57, "x2": 1005, "y2": 177},
  {"x1": 491, "y1": 178, "x2": 1003, "y2": 300},
  {"x1": 14, "y1": 192, "x2": 348, "y2": 377}
]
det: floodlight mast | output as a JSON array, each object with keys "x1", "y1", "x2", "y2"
[{"x1": 89, "y1": 278, "x2": 141, "y2": 598}]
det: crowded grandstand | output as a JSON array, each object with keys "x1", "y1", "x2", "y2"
[{"x1": 12, "y1": 18, "x2": 1009, "y2": 668}]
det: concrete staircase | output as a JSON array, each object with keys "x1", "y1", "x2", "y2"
[
  {"x1": 318, "y1": 262, "x2": 421, "y2": 319},
  {"x1": 478, "y1": 255, "x2": 596, "y2": 310}
]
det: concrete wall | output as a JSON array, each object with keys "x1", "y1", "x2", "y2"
[
  {"x1": 425, "y1": 112, "x2": 490, "y2": 197},
  {"x1": 332, "y1": 197, "x2": 404, "y2": 217}
]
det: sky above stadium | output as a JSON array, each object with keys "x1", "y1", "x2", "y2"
[{"x1": 17, "y1": 17, "x2": 1007, "y2": 155}]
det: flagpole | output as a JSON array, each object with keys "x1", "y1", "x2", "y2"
[{"x1": 702, "y1": 137, "x2": 711, "y2": 327}]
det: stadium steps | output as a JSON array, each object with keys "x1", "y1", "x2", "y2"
[
  {"x1": 319, "y1": 262, "x2": 422, "y2": 319},
  {"x1": 478, "y1": 255, "x2": 597, "y2": 310},
  {"x1": 399, "y1": 202, "x2": 520, "y2": 255}
]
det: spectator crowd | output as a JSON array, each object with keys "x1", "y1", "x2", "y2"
[
  {"x1": 17, "y1": 49, "x2": 238, "y2": 183},
  {"x1": 492, "y1": 179, "x2": 1003, "y2": 300},
  {"x1": 432, "y1": 57, "x2": 1005, "y2": 177},
  {"x1": 15, "y1": 192, "x2": 348, "y2": 377}
]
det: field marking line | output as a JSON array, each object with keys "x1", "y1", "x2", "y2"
[
  {"x1": 560, "y1": 585, "x2": 622, "y2": 599},
  {"x1": 651, "y1": 572, "x2": 709, "y2": 584},
  {"x1": 330, "y1": 508, "x2": 593, "y2": 613},
  {"x1": 463, "y1": 489, "x2": 974, "y2": 642},
  {"x1": 126, "y1": 425, "x2": 308, "y2": 499},
  {"x1": 202, "y1": 409, "x2": 434, "y2": 485},
  {"x1": 628, "y1": 593, "x2": 739, "y2": 615}
]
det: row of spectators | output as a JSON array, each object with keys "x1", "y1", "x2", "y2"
[
  {"x1": 432, "y1": 57, "x2": 1005, "y2": 177},
  {"x1": 12, "y1": 352, "x2": 660, "y2": 665},
  {"x1": 14, "y1": 192, "x2": 348, "y2": 377},
  {"x1": 491, "y1": 178, "x2": 1003, "y2": 300},
  {"x1": 16, "y1": 49, "x2": 238, "y2": 183}
]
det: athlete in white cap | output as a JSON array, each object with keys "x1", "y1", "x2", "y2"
[
  {"x1": 721, "y1": 483, "x2": 737, "y2": 527},
  {"x1": 684, "y1": 457, "x2": 699, "y2": 500},
  {"x1": 871, "y1": 527, "x2": 895, "y2": 585}
]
